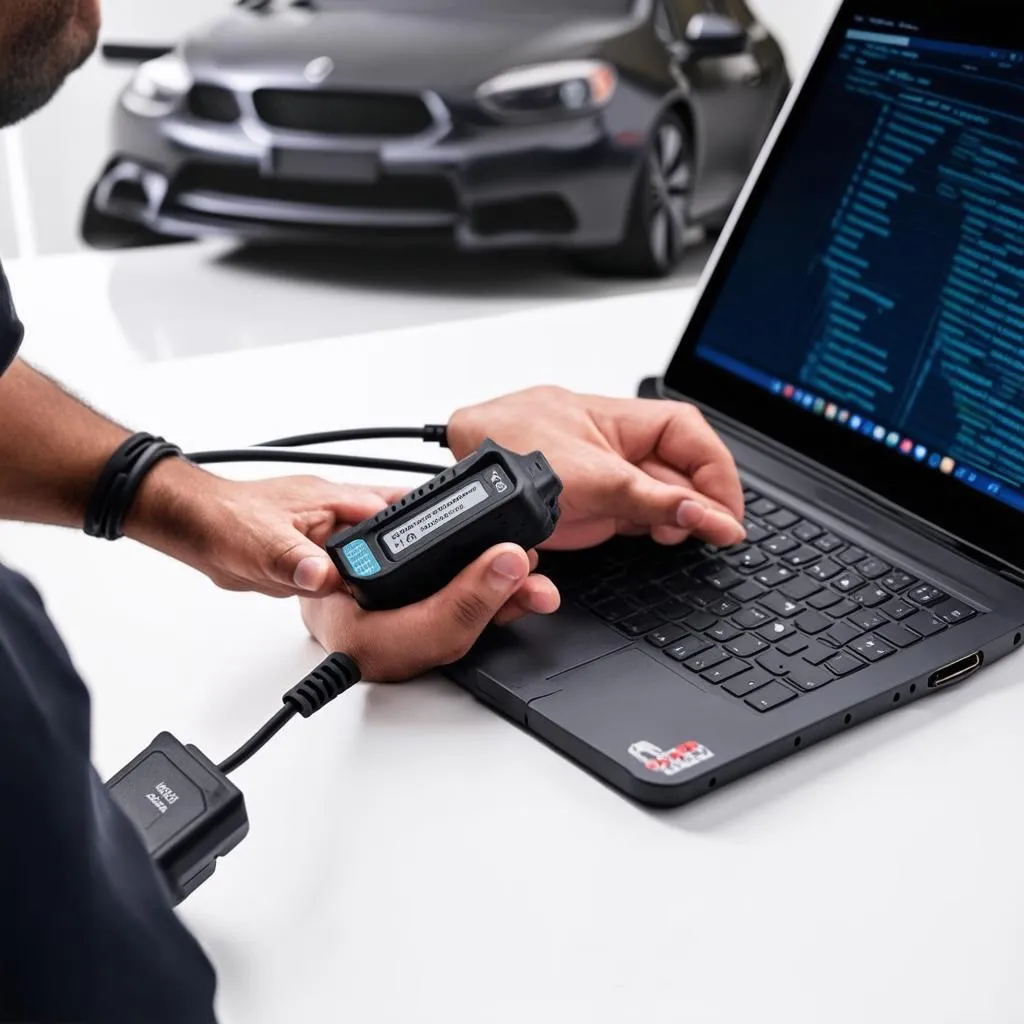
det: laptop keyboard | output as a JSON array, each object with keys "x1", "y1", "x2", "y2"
[{"x1": 558, "y1": 487, "x2": 980, "y2": 714}]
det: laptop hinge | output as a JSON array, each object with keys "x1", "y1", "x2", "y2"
[{"x1": 642, "y1": 377, "x2": 1024, "y2": 590}]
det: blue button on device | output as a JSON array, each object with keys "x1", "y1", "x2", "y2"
[{"x1": 342, "y1": 539, "x2": 381, "y2": 578}]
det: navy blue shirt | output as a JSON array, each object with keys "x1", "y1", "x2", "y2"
[{"x1": 0, "y1": 264, "x2": 218, "y2": 1023}]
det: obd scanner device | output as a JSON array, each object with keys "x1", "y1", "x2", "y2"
[
  {"x1": 103, "y1": 431, "x2": 562, "y2": 905},
  {"x1": 328, "y1": 439, "x2": 563, "y2": 610}
]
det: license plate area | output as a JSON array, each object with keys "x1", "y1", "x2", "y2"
[{"x1": 269, "y1": 149, "x2": 379, "y2": 183}]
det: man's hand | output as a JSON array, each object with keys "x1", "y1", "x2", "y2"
[
  {"x1": 125, "y1": 459, "x2": 404, "y2": 598},
  {"x1": 300, "y1": 543, "x2": 559, "y2": 681},
  {"x1": 448, "y1": 387, "x2": 746, "y2": 550}
]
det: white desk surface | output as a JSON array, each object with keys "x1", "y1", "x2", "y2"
[{"x1": 2, "y1": 244, "x2": 1023, "y2": 1024}]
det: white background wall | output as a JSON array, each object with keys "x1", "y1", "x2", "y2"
[{"x1": 0, "y1": 0, "x2": 842, "y2": 259}]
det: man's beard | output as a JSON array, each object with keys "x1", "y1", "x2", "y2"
[{"x1": 0, "y1": 0, "x2": 98, "y2": 128}]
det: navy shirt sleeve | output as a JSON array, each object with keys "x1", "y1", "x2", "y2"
[{"x1": 0, "y1": 265, "x2": 218, "y2": 1023}]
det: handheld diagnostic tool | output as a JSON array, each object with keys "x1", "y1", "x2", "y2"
[{"x1": 327, "y1": 439, "x2": 563, "y2": 610}]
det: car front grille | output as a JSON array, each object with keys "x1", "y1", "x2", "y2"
[
  {"x1": 169, "y1": 163, "x2": 458, "y2": 214},
  {"x1": 252, "y1": 89, "x2": 434, "y2": 137},
  {"x1": 188, "y1": 84, "x2": 242, "y2": 123}
]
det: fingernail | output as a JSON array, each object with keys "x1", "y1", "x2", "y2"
[
  {"x1": 293, "y1": 556, "x2": 328, "y2": 591},
  {"x1": 677, "y1": 499, "x2": 707, "y2": 529},
  {"x1": 490, "y1": 551, "x2": 527, "y2": 584}
]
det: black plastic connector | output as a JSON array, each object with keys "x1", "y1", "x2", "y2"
[{"x1": 106, "y1": 733, "x2": 249, "y2": 906}]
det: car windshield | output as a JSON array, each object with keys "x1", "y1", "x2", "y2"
[{"x1": 316, "y1": 0, "x2": 634, "y2": 13}]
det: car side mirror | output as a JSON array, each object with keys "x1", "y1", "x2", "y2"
[{"x1": 684, "y1": 13, "x2": 748, "y2": 59}]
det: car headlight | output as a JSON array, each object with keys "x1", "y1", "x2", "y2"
[
  {"x1": 122, "y1": 54, "x2": 193, "y2": 117},
  {"x1": 476, "y1": 60, "x2": 617, "y2": 121}
]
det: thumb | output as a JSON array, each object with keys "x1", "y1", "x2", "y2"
[
  {"x1": 274, "y1": 538, "x2": 340, "y2": 596},
  {"x1": 405, "y1": 544, "x2": 531, "y2": 664}
]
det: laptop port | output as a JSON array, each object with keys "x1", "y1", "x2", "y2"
[{"x1": 928, "y1": 652, "x2": 983, "y2": 689}]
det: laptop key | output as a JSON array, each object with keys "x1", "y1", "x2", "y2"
[
  {"x1": 874, "y1": 622, "x2": 922, "y2": 648},
  {"x1": 858, "y1": 558, "x2": 891, "y2": 580},
  {"x1": 905, "y1": 611, "x2": 946, "y2": 637},
  {"x1": 724, "y1": 668, "x2": 773, "y2": 697},
  {"x1": 746, "y1": 681, "x2": 797, "y2": 712},
  {"x1": 833, "y1": 571, "x2": 865, "y2": 593},
  {"x1": 756, "y1": 651, "x2": 791, "y2": 676},
  {"x1": 748, "y1": 497, "x2": 778, "y2": 517},
  {"x1": 795, "y1": 610, "x2": 832, "y2": 634},
  {"x1": 684, "y1": 647, "x2": 729, "y2": 673},
  {"x1": 744, "y1": 521, "x2": 772, "y2": 543},
  {"x1": 703, "y1": 658, "x2": 751, "y2": 684},
  {"x1": 726, "y1": 634, "x2": 770, "y2": 658},
  {"x1": 760, "y1": 592, "x2": 803, "y2": 618},
  {"x1": 785, "y1": 546, "x2": 822, "y2": 567},
  {"x1": 779, "y1": 575, "x2": 822, "y2": 601},
  {"x1": 807, "y1": 589, "x2": 843, "y2": 611},
  {"x1": 688, "y1": 586, "x2": 722, "y2": 608},
  {"x1": 839, "y1": 547, "x2": 868, "y2": 566},
  {"x1": 814, "y1": 533, "x2": 844, "y2": 553},
  {"x1": 761, "y1": 534, "x2": 798, "y2": 556},
  {"x1": 759, "y1": 620, "x2": 797, "y2": 642},
  {"x1": 824, "y1": 620, "x2": 864, "y2": 647},
  {"x1": 826, "y1": 651, "x2": 865, "y2": 676},
  {"x1": 934, "y1": 600, "x2": 976, "y2": 625},
  {"x1": 851, "y1": 585, "x2": 889, "y2": 607},
  {"x1": 802, "y1": 640, "x2": 837, "y2": 665},
  {"x1": 726, "y1": 548, "x2": 769, "y2": 571},
  {"x1": 646, "y1": 625, "x2": 687, "y2": 648},
  {"x1": 654, "y1": 599, "x2": 692, "y2": 622},
  {"x1": 788, "y1": 664, "x2": 833, "y2": 692},
  {"x1": 882, "y1": 597, "x2": 916, "y2": 621},
  {"x1": 850, "y1": 635, "x2": 896, "y2": 662},
  {"x1": 734, "y1": 606, "x2": 772, "y2": 629},
  {"x1": 666, "y1": 634, "x2": 712, "y2": 661},
  {"x1": 850, "y1": 609, "x2": 886, "y2": 632},
  {"x1": 754, "y1": 565, "x2": 797, "y2": 587},
  {"x1": 766, "y1": 508, "x2": 800, "y2": 529},
  {"x1": 777, "y1": 635, "x2": 810, "y2": 656},
  {"x1": 702, "y1": 566, "x2": 743, "y2": 591},
  {"x1": 908, "y1": 584, "x2": 947, "y2": 606},
  {"x1": 731, "y1": 580, "x2": 768, "y2": 603},
  {"x1": 826, "y1": 598, "x2": 859, "y2": 619},
  {"x1": 743, "y1": 488, "x2": 762, "y2": 504},
  {"x1": 807, "y1": 558, "x2": 842, "y2": 581},
  {"x1": 707, "y1": 597, "x2": 740, "y2": 617},
  {"x1": 882, "y1": 571, "x2": 917, "y2": 593},
  {"x1": 619, "y1": 611, "x2": 665, "y2": 636},
  {"x1": 792, "y1": 520, "x2": 823, "y2": 542},
  {"x1": 683, "y1": 610, "x2": 718, "y2": 631},
  {"x1": 591, "y1": 597, "x2": 638, "y2": 622},
  {"x1": 708, "y1": 622, "x2": 741, "y2": 643}
]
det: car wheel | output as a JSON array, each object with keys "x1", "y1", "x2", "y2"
[
  {"x1": 577, "y1": 111, "x2": 694, "y2": 278},
  {"x1": 80, "y1": 186, "x2": 186, "y2": 251}
]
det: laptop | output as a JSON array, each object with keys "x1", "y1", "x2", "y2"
[{"x1": 448, "y1": 0, "x2": 1024, "y2": 806}]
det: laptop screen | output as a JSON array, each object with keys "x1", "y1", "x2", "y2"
[{"x1": 667, "y1": 0, "x2": 1024, "y2": 570}]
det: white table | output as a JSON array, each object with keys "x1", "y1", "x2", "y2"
[{"x1": 2, "y1": 244, "x2": 1023, "y2": 1024}]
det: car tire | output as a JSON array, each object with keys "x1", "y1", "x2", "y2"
[
  {"x1": 577, "y1": 111, "x2": 694, "y2": 278},
  {"x1": 80, "y1": 186, "x2": 186, "y2": 251}
]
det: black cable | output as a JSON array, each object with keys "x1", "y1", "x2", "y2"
[
  {"x1": 186, "y1": 449, "x2": 447, "y2": 475},
  {"x1": 217, "y1": 705, "x2": 296, "y2": 775},
  {"x1": 256, "y1": 424, "x2": 449, "y2": 449},
  {"x1": 217, "y1": 653, "x2": 362, "y2": 776}
]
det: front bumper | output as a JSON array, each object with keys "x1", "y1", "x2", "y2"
[{"x1": 91, "y1": 88, "x2": 644, "y2": 250}]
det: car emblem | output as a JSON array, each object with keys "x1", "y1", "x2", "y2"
[{"x1": 304, "y1": 56, "x2": 334, "y2": 84}]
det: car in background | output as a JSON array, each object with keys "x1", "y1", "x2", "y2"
[{"x1": 83, "y1": 0, "x2": 789, "y2": 277}]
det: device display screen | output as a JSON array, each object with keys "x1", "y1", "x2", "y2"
[
  {"x1": 666, "y1": 0, "x2": 1024, "y2": 570},
  {"x1": 381, "y1": 466, "x2": 510, "y2": 557}
]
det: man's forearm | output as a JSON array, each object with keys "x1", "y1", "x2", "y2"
[{"x1": 0, "y1": 359, "x2": 132, "y2": 527}]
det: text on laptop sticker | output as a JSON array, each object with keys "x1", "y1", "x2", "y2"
[{"x1": 628, "y1": 740, "x2": 714, "y2": 776}]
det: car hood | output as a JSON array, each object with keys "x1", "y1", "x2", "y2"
[{"x1": 183, "y1": 7, "x2": 641, "y2": 96}]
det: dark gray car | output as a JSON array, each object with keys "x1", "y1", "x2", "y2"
[{"x1": 84, "y1": 0, "x2": 790, "y2": 276}]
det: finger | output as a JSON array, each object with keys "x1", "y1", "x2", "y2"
[
  {"x1": 651, "y1": 525, "x2": 691, "y2": 546},
  {"x1": 492, "y1": 575, "x2": 561, "y2": 626},
  {"x1": 600, "y1": 464, "x2": 746, "y2": 545},
  {"x1": 654, "y1": 405, "x2": 745, "y2": 521}
]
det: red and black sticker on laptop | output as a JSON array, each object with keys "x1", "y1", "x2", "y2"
[{"x1": 628, "y1": 740, "x2": 715, "y2": 776}]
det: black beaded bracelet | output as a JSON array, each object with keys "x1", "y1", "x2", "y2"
[{"x1": 84, "y1": 432, "x2": 184, "y2": 541}]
